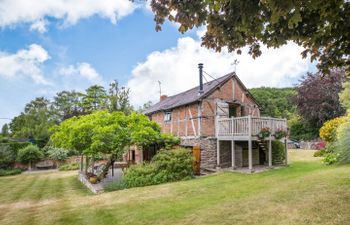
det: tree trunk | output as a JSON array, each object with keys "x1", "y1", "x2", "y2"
[
  {"x1": 28, "y1": 161, "x2": 32, "y2": 171},
  {"x1": 85, "y1": 156, "x2": 89, "y2": 175},
  {"x1": 80, "y1": 155, "x2": 84, "y2": 172},
  {"x1": 91, "y1": 157, "x2": 95, "y2": 174}
]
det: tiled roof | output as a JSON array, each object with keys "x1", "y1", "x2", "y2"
[{"x1": 144, "y1": 73, "x2": 234, "y2": 115}]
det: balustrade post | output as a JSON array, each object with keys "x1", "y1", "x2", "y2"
[
  {"x1": 231, "y1": 118, "x2": 234, "y2": 136},
  {"x1": 248, "y1": 115, "x2": 253, "y2": 172}
]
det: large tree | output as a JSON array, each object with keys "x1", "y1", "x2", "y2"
[
  {"x1": 50, "y1": 111, "x2": 161, "y2": 179},
  {"x1": 150, "y1": 0, "x2": 350, "y2": 72},
  {"x1": 1, "y1": 124, "x2": 9, "y2": 137},
  {"x1": 10, "y1": 97, "x2": 55, "y2": 146},
  {"x1": 295, "y1": 69, "x2": 347, "y2": 129},
  {"x1": 250, "y1": 87, "x2": 296, "y2": 119},
  {"x1": 108, "y1": 80, "x2": 133, "y2": 114},
  {"x1": 82, "y1": 85, "x2": 108, "y2": 112},
  {"x1": 52, "y1": 91, "x2": 84, "y2": 121}
]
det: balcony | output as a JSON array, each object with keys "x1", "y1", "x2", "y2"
[{"x1": 216, "y1": 116, "x2": 288, "y2": 140}]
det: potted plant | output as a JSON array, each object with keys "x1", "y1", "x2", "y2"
[
  {"x1": 274, "y1": 129, "x2": 288, "y2": 140},
  {"x1": 258, "y1": 127, "x2": 271, "y2": 139},
  {"x1": 86, "y1": 172, "x2": 98, "y2": 184}
]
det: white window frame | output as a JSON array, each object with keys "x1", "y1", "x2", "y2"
[{"x1": 164, "y1": 111, "x2": 172, "y2": 122}]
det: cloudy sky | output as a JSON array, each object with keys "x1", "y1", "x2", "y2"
[{"x1": 0, "y1": 0, "x2": 316, "y2": 127}]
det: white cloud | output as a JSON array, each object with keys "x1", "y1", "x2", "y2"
[
  {"x1": 30, "y1": 19, "x2": 48, "y2": 33},
  {"x1": 59, "y1": 62, "x2": 103, "y2": 84},
  {"x1": 0, "y1": 0, "x2": 137, "y2": 31},
  {"x1": 127, "y1": 36, "x2": 314, "y2": 107},
  {"x1": 0, "y1": 44, "x2": 50, "y2": 84}
]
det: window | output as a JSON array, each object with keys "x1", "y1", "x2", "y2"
[
  {"x1": 229, "y1": 105, "x2": 237, "y2": 117},
  {"x1": 241, "y1": 106, "x2": 245, "y2": 116},
  {"x1": 164, "y1": 111, "x2": 172, "y2": 122}
]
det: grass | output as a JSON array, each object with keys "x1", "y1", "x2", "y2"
[{"x1": 0, "y1": 150, "x2": 349, "y2": 225}]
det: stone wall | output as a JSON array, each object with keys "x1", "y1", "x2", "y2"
[
  {"x1": 181, "y1": 137, "x2": 217, "y2": 169},
  {"x1": 218, "y1": 141, "x2": 245, "y2": 168},
  {"x1": 181, "y1": 138, "x2": 262, "y2": 169}
]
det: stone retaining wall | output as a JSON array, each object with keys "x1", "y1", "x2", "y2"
[
  {"x1": 181, "y1": 137, "x2": 217, "y2": 169},
  {"x1": 181, "y1": 138, "x2": 262, "y2": 169},
  {"x1": 78, "y1": 172, "x2": 104, "y2": 194}
]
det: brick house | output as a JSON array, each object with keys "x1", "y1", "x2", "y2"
[{"x1": 137, "y1": 64, "x2": 287, "y2": 172}]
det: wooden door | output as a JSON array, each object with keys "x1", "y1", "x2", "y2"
[{"x1": 192, "y1": 145, "x2": 201, "y2": 175}]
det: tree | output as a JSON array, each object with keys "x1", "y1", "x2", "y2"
[
  {"x1": 339, "y1": 81, "x2": 350, "y2": 109},
  {"x1": 50, "y1": 111, "x2": 161, "y2": 179},
  {"x1": 250, "y1": 87, "x2": 296, "y2": 119},
  {"x1": 1, "y1": 124, "x2": 9, "y2": 136},
  {"x1": 82, "y1": 85, "x2": 108, "y2": 112},
  {"x1": 17, "y1": 145, "x2": 43, "y2": 170},
  {"x1": 137, "y1": 101, "x2": 153, "y2": 113},
  {"x1": 150, "y1": 0, "x2": 350, "y2": 72},
  {"x1": 295, "y1": 69, "x2": 346, "y2": 130},
  {"x1": 108, "y1": 80, "x2": 133, "y2": 114},
  {"x1": 10, "y1": 97, "x2": 56, "y2": 147},
  {"x1": 0, "y1": 144, "x2": 16, "y2": 169},
  {"x1": 52, "y1": 91, "x2": 84, "y2": 121}
]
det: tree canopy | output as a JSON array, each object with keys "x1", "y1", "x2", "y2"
[
  {"x1": 250, "y1": 87, "x2": 296, "y2": 119},
  {"x1": 7, "y1": 81, "x2": 134, "y2": 147},
  {"x1": 1, "y1": 124, "x2": 9, "y2": 137},
  {"x1": 295, "y1": 69, "x2": 346, "y2": 129},
  {"x1": 150, "y1": 0, "x2": 350, "y2": 72},
  {"x1": 108, "y1": 80, "x2": 133, "y2": 114},
  {"x1": 52, "y1": 90, "x2": 84, "y2": 121},
  {"x1": 50, "y1": 111, "x2": 161, "y2": 159},
  {"x1": 10, "y1": 97, "x2": 56, "y2": 147}
]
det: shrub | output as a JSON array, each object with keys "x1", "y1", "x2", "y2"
[
  {"x1": 122, "y1": 148, "x2": 194, "y2": 189},
  {"x1": 59, "y1": 162, "x2": 79, "y2": 171},
  {"x1": 272, "y1": 141, "x2": 286, "y2": 164},
  {"x1": 314, "y1": 149, "x2": 326, "y2": 157},
  {"x1": 0, "y1": 144, "x2": 16, "y2": 169},
  {"x1": 0, "y1": 168, "x2": 22, "y2": 176},
  {"x1": 320, "y1": 116, "x2": 347, "y2": 142},
  {"x1": 334, "y1": 121, "x2": 350, "y2": 164},
  {"x1": 151, "y1": 148, "x2": 194, "y2": 183},
  {"x1": 104, "y1": 180, "x2": 128, "y2": 192},
  {"x1": 322, "y1": 153, "x2": 339, "y2": 165},
  {"x1": 313, "y1": 141, "x2": 327, "y2": 150},
  {"x1": 7, "y1": 142, "x2": 31, "y2": 154},
  {"x1": 289, "y1": 116, "x2": 319, "y2": 141},
  {"x1": 123, "y1": 163, "x2": 156, "y2": 187},
  {"x1": 47, "y1": 147, "x2": 69, "y2": 162},
  {"x1": 17, "y1": 145, "x2": 43, "y2": 170},
  {"x1": 158, "y1": 133, "x2": 180, "y2": 149}
]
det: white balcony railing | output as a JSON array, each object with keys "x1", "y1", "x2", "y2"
[{"x1": 216, "y1": 116, "x2": 287, "y2": 138}]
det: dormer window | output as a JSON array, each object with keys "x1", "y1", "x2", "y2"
[{"x1": 164, "y1": 111, "x2": 172, "y2": 122}]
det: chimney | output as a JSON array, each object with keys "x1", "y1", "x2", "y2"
[
  {"x1": 160, "y1": 95, "x2": 168, "y2": 101},
  {"x1": 198, "y1": 63, "x2": 204, "y2": 95}
]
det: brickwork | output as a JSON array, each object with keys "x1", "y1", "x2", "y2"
[
  {"x1": 148, "y1": 75, "x2": 262, "y2": 170},
  {"x1": 149, "y1": 76, "x2": 260, "y2": 138}
]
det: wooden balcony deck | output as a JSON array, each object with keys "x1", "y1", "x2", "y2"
[{"x1": 216, "y1": 116, "x2": 288, "y2": 140}]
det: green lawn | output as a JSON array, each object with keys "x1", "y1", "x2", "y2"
[{"x1": 0, "y1": 150, "x2": 349, "y2": 225}]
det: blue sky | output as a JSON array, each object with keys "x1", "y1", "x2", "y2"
[{"x1": 0, "y1": 1, "x2": 316, "y2": 127}]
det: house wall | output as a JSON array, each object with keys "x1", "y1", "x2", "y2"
[
  {"x1": 147, "y1": 76, "x2": 261, "y2": 169},
  {"x1": 149, "y1": 76, "x2": 260, "y2": 138}
]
